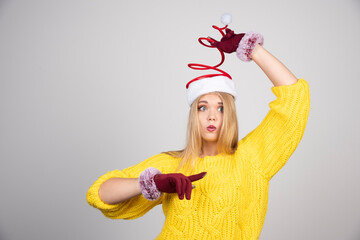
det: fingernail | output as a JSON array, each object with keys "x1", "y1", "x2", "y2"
[{"x1": 192, "y1": 185, "x2": 196, "y2": 189}]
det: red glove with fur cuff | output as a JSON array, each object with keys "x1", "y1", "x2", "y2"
[{"x1": 210, "y1": 28, "x2": 264, "y2": 62}]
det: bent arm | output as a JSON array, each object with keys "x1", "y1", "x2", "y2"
[
  {"x1": 87, "y1": 154, "x2": 173, "y2": 219},
  {"x1": 251, "y1": 44, "x2": 297, "y2": 87},
  {"x1": 235, "y1": 44, "x2": 310, "y2": 180},
  {"x1": 99, "y1": 178, "x2": 142, "y2": 204},
  {"x1": 87, "y1": 169, "x2": 163, "y2": 219}
]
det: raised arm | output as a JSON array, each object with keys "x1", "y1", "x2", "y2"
[
  {"x1": 251, "y1": 44, "x2": 297, "y2": 87},
  {"x1": 235, "y1": 43, "x2": 310, "y2": 180}
]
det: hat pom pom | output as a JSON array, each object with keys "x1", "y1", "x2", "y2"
[{"x1": 221, "y1": 13, "x2": 232, "y2": 25}]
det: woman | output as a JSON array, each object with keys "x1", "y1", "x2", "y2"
[{"x1": 87, "y1": 20, "x2": 310, "y2": 239}]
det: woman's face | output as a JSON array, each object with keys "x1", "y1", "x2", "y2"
[{"x1": 197, "y1": 93, "x2": 223, "y2": 143}]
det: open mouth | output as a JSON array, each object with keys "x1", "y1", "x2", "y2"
[{"x1": 207, "y1": 125, "x2": 216, "y2": 132}]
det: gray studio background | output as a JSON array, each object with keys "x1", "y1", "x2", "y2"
[{"x1": 1, "y1": 0, "x2": 359, "y2": 239}]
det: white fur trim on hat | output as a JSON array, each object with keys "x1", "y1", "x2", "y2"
[{"x1": 186, "y1": 76, "x2": 237, "y2": 106}]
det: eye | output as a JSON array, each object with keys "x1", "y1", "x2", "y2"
[
  {"x1": 218, "y1": 106, "x2": 224, "y2": 112},
  {"x1": 198, "y1": 106, "x2": 207, "y2": 111}
]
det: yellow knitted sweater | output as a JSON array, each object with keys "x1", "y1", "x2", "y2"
[{"x1": 87, "y1": 78, "x2": 310, "y2": 240}]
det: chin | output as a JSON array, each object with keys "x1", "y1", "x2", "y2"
[{"x1": 202, "y1": 135, "x2": 219, "y2": 142}]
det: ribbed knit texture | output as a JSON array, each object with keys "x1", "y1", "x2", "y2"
[{"x1": 87, "y1": 79, "x2": 310, "y2": 240}]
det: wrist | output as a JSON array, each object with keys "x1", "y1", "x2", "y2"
[
  {"x1": 250, "y1": 44, "x2": 262, "y2": 61},
  {"x1": 236, "y1": 31, "x2": 264, "y2": 62},
  {"x1": 139, "y1": 168, "x2": 163, "y2": 201}
]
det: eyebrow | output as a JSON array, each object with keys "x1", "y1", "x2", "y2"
[{"x1": 198, "y1": 100, "x2": 223, "y2": 104}]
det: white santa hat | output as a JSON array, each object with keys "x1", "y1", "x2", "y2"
[{"x1": 186, "y1": 75, "x2": 236, "y2": 106}]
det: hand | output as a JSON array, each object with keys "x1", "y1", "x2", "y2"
[
  {"x1": 209, "y1": 28, "x2": 264, "y2": 62},
  {"x1": 210, "y1": 28, "x2": 245, "y2": 54},
  {"x1": 154, "y1": 172, "x2": 207, "y2": 200}
]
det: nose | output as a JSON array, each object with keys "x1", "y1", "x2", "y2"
[{"x1": 208, "y1": 110, "x2": 216, "y2": 121}]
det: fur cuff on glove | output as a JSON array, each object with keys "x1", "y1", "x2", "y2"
[
  {"x1": 236, "y1": 31, "x2": 264, "y2": 62},
  {"x1": 139, "y1": 167, "x2": 163, "y2": 201}
]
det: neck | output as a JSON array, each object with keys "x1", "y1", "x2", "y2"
[{"x1": 200, "y1": 140, "x2": 218, "y2": 157}]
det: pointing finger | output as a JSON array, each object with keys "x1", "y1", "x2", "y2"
[{"x1": 188, "y1": 172, "x2": 207, "y2": 182}]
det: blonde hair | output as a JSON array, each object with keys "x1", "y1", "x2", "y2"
[{"x1": 165, "y1": 92, "x2": 238, "y2": 174}]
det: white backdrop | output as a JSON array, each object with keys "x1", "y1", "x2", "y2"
[{"x1": 0, "y1": 0, "x2": 359, "y2": 239}]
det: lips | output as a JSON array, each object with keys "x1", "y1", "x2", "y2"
[{"x1": 207, "y1": 125, "x2": 216, "y2": 132}]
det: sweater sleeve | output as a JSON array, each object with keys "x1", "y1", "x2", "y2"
[
  {"x1": 86, "y1": 153, "x2": 174, "y2": 220},
  {"x1": 237, "y1": 78, "x2": 310, "y2": 180}
]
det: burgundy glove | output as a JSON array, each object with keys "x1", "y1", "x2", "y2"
[
  {"x1": 210, "y1": 28, "x2": 264, "y2": 62},
  {"x1": 210, "y1": 28, "x2": 245, "y2": 54},
  {"x1": 154, "y1": 172, "x2": 207, "y2": 200}
]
